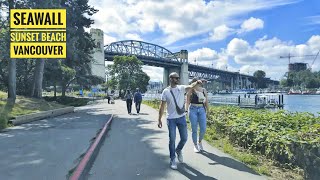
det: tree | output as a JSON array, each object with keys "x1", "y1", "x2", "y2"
[
  {"x1": 253, "y1": 70, "x2": 267, "y2": 89},
  {"x1": 281, "y1": 70, "x2": 320, "y2": 89},
  {"x1": 107, "y1": 56, "x2": 150, "y2": 96},
  {"x1": 59, "y1": 0, "x2": 98, "y2": 97}
]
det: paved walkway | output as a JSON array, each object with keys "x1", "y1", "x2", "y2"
[
  {"x1": 0, "y1": 101, "x2": 112, "y2": 180},
  {"x1": 89, "y1": 100, "x2": 266, "y2": 180}
]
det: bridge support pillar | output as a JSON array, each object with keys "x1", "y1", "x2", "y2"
[
  {"x1": 163, "y1": 50, "x2": 189, "y2": 87},
  {"x1": 180, "y1": 50, "x2": 189, "y2": 85},
  {"x1": 163, "y1": 68, "x2": 169, "y2": 88},
  {"x1": 231, "y1": 77, "x2": 234, "y2": 90},
  {"x1": 163, "y1": 67, "x2": 181, "y2": 87}
]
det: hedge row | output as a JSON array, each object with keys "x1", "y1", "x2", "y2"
[{"x1": 208, "y1": 106, "x2": 320, "y2": 179}]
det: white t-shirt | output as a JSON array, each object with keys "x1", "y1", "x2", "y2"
[{"x1": 161, "y1": 85, "x2": 186, "y2": 119}]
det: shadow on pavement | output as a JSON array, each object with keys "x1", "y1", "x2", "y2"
[
  {"x1": 0, "y1": 104, "x2": 111, "y2": 180},
  {"x1": 200, "y1": 150, "x2": 260, "y2": 176},
  {"x1": 90, "y1": 116, "x2": 172, "y2": 180},
  {"x1": 178, "y1": 163, "x2": 217, "y2": 180}
]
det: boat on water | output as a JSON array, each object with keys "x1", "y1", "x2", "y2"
[
  {"x1": 288, "y1": 89, "x2": 301, "y2": 95},
  {"x1": 287, "y1": 89, "x2": 320, "y2": 95},
  {"x1": 232, "y1": 88, "x2": 257, "y2": 94},
  {"x1": 216, "y1": 90, "x2": 232, "y2": 94}
]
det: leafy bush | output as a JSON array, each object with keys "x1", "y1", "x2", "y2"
[{"x1": 208, "y1": 106, "x2": 320, "y2": 179}]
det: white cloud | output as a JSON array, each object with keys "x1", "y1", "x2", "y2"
[
  {"x1": 88, "y1": 0, "x2": 298, "y2": 45},
  {"x1": 189, "y1": 48, "x2": 219, "y2": 62},
  {"x1": 238, "y1": 17, "x2": 264, "y2": 33},
  {"x1": 124, "y1": 33, "x2": 143, "y2": 41},
  {"x1": 305, "y1": 15, "x2": 320, "y2": 25},
  {"x1": 210, "y1": 25, "x2": 235, "y2": 41},
  {"x1": 307, "y1": 35, "x2": 320, "y2": 50},
  {"x1": 142, "y1": 66, "x2": 163, "y2": 81},
  {"x1": 227, "y1": 38, "x2": 250, "y2": 56},
  {"x1": 189, "y1": 34, "x2": 320, "y2": 80},
  {"x1": 104, "y1": 34, "x2": 117, "y2": 45}
]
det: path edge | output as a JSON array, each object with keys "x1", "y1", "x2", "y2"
[{"x1": 70, "y1": 114, "x2": 113, "y2": 180}]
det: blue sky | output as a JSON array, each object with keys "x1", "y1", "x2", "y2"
[{"x1": 88, "y1": 0, "x2": 320, "y2": 81}]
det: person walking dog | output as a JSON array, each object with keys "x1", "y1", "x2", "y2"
[
  {"x1": 158, "y1": 72, "x2": 203, "y2": 170},
  {"x1": 186, "y1": 78, "x2": 209, "y2": 153}
]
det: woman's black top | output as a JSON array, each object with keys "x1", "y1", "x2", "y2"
[{"x1": 190, "y1": 90, "x2": 205, "y2": 104}]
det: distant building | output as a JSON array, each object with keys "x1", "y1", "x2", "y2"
[
  {"x1": 147, "y1": 81, "x2": 163, "y2": 92},
  {"x1": 90, "y1": 28, "x2": 106, "y2": 81},
  {"x1": 288, "y1": 63, "x2": 307, "y2": 72}
]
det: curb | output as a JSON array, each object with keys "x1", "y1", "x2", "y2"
[
  {"x1": 9, "y1": 107, "x2": 75, "y2": 125},
  {"x1": 70, "y1": 115, "x2": 113, "y2": 180}
]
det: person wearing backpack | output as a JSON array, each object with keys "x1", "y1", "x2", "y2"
[
  {"x1": 157, "y1": 72, "x2": 202, "y2": 170},
  {"x1": 134, "y1": 88, "x2": 143, "y2": 114}
]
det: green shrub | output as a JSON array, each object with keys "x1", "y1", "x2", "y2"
[{"x1": 208, "y1": 106, "x2": 320, "y2": 179}]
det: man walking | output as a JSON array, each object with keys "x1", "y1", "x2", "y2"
[
  {"x1": 134, "y1": 88, "x2": 143, "y2": 114},
  {"x1": 158, "y1": 72, "x2": 202, "y2": 170}
]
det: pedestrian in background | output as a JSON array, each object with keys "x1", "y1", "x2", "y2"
[
  {"x1": 134, "y1": 88, "x2": 143, "y2": 114},
  {"x1": 186, "y1": 77, "x2": 209, "y2": 153},
  {"x1": 125, "y1": 89, "x2": 133, "y2": 114}
]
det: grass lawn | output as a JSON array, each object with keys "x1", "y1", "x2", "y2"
[{"x1": 0, "y1": 91, "x2": 67, "y2": 129}]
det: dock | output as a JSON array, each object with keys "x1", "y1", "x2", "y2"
[{"x1": 143, "y1": 93, "x2": 284, "y2": 109}]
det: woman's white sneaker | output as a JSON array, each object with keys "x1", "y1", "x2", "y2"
[
  {"x1": 194, "y1": 144, "x2": 200, "y2": 153},
  {"x1": 198, "y1": 142, "x2": 203, "y2": 151},
  {"x1": 170, "y1": 159, "x2": 177, "y2": 170}
]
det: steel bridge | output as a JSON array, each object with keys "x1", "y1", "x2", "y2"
[{"x1": 104, "y1": 40, "x2": 278, "y2": 88}]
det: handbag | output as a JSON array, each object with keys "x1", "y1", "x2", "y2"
[{"x1": 170, "y1": 89, "x2": 185, "y2": 115}]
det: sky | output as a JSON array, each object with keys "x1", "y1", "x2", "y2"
[{"x1": 88, "y1": 0, "x2": 320, "y2": 82}]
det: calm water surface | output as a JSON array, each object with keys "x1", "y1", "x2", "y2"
[
  {"x1": 213, "y1": 94, "x2": 320, "y2": 115},
  {"x1": 283, "y1": 95, "x2": 320, "y2": 115}
]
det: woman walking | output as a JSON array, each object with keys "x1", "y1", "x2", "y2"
[
  {"x1": 186, "y1": 78, "x2": 209, "y2": 152},
  {"x1": 125, "y1": 89, "x2": 133, "y2": 114}
]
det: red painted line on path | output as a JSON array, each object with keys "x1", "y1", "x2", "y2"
[{"x1": 70, "y1": 115, "x2": 113, "y2": 180}]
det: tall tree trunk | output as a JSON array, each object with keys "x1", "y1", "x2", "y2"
[
  {"x1": 54, "y1": 81, "x2": 57, "y2": 99},
  {"x1": 7, "y1": 0, "x2": 16, "y2": 103},
  {"x1": 8, "y1": 58, "x2": 16, "y2": 102},
  {"x1": 61, "y1": 81, "x2": 66, "y2": 97},
  {"x1": 32, "y1": 59, "x2": 45, "y2": 98}
]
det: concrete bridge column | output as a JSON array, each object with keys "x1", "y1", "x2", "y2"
[
  {"x1": 231, "y1": 77, "x2": 234, "y2": 90},
  {"x1": 236, "y1": 75, "x2": 240, "y2": 89},
  {"x1": 163, "y1": 68, "x2": 169, "y2": 88},
  {"x1": 163, "y1": 50, "x2": 188, "y2": 87},
  {"x1": 163, "y1": 67, "x2": 181, "y2": 87},
  {"x1": 180, "y1": 50, "x2": 189, "y2": 85}
]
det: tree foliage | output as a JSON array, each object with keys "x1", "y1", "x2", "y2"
[
  {"x1": 281, "y1": 70, "x2": 320, "y2": 89},
  {"x1": 0, "y1": 0, "x2": 100, "y2": 98},
  {"x1": 253, "y1": 70, "x2": 267, "y2": 89},
  {"x1": 107, "y1": 56, "x2": 150, "y2": 95}
]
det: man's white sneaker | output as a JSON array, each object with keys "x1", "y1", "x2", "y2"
[
  {"x1": 176, "y1": 151, "x2": 183, "y2": 163},
  {"x1": 194, "y1": 144, "x2": 200, "y2": 153},
  {"x1": 198, "y1": 142, "x2": 204, "y2": 151},
  {"x1": 170, "y1": 159, "x2": 177, "y2": 170}
]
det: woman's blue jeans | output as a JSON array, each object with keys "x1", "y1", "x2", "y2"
[
  {"x1": 167, "y1": 116, "x2": 188, "y2": 161},
  {"x1": 189, "y1": 105, "x2": 207, "y2": 145}
]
